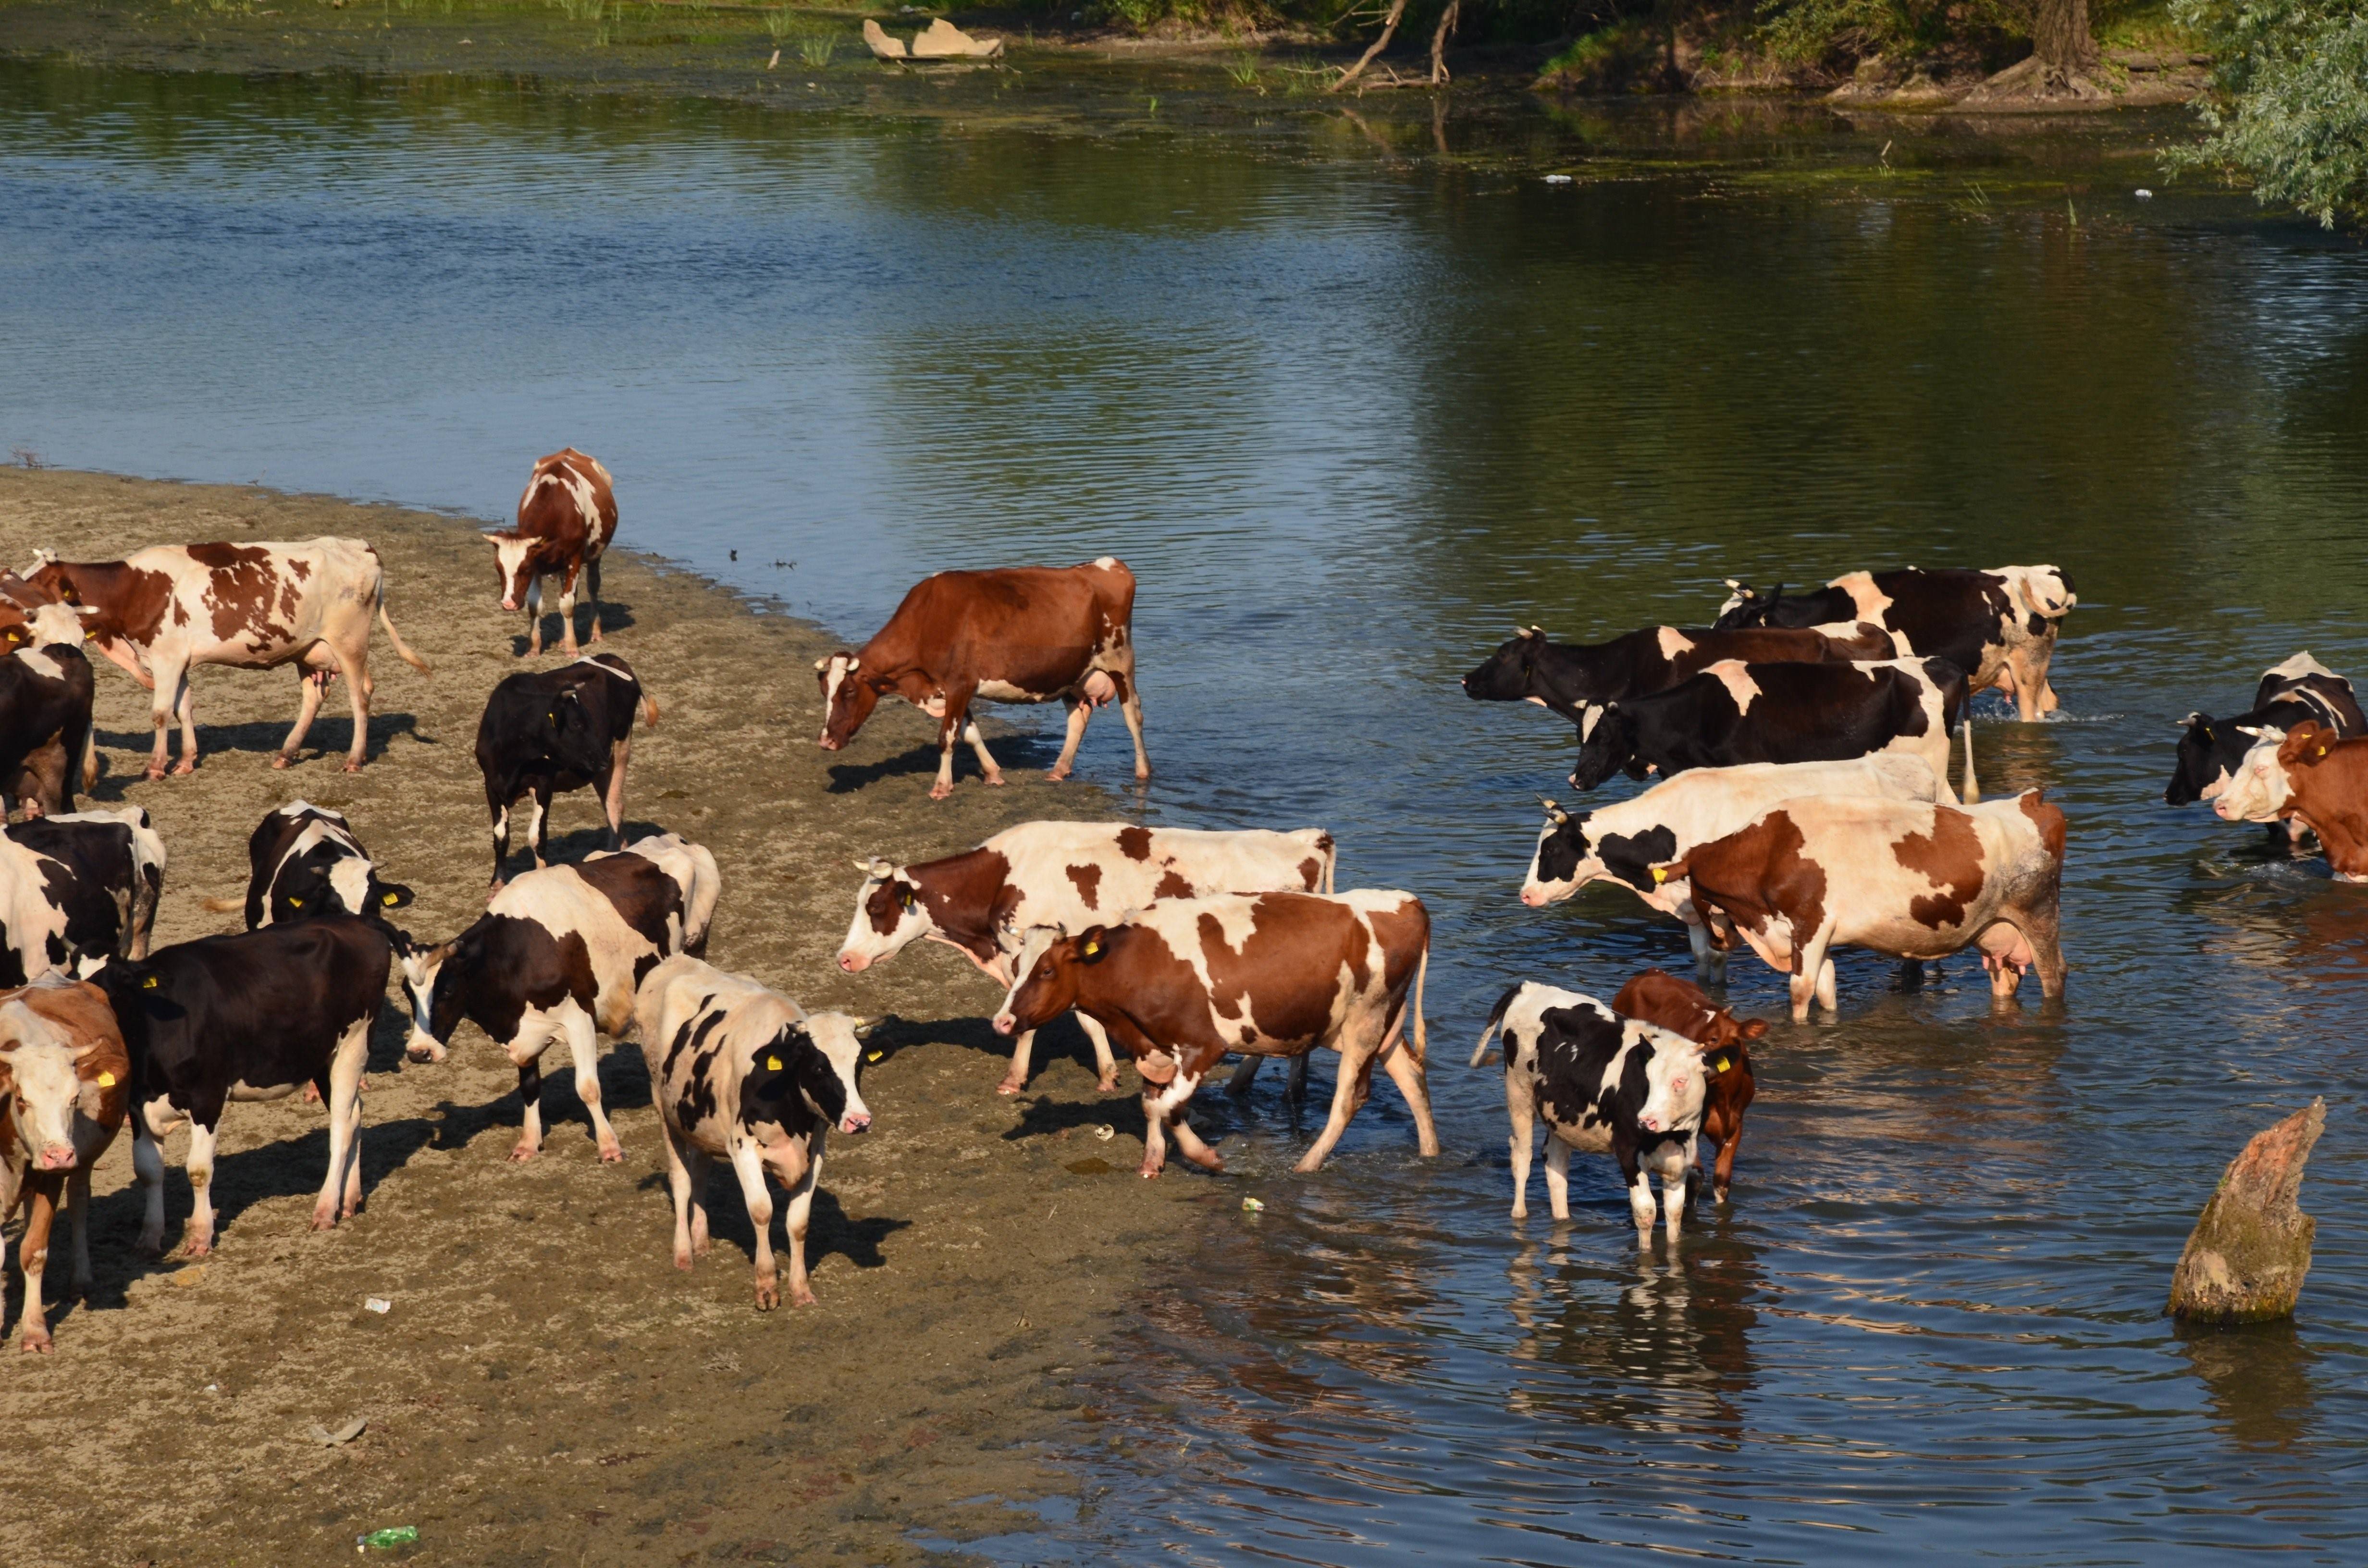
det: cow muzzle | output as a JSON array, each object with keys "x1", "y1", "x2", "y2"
[
  {"x1": 990, "y1": 1011, "x2": 1017, "y2": 1036},
  {"x1": 1519, "y1": 885, "x2": 1549, "y2": 908},
  {"x1": 501, "y1": 597, "x2": 518, "y2": 612},
  {"x1": 839, "y1": 1111, "x2": 872, "y2": 1135},
  {"x1": 817, "y1": 733, "x2": 842, "y2": 751},
  {"x1": 37, "y1": 1143, "x2": 76, "y2": 1171},
  {"x1": 1639, "y1": 1114, "x2": 1663, "y2": 1133},
  {"x1": 837, "y1": 950, "x2": 869, "y2": 975}
]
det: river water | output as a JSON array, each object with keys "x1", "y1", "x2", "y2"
[{"x1": 5, "y1": 60, "x2": 2368, "y2": 1563}]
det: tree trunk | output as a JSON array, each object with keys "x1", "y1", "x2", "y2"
[
  {"x1": 1331, "y1": 0, "x2": 1409, "y2": 93},
  {"x1": 2033, "y1": 0, "x2": 2097, "y2": 86}
]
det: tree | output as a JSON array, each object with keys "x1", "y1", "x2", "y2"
[
  {"x1": 2169, "y1": 0, "x2": 2368, "y2": 227},
  {"x1": 2031, "y1": 0, "x2": 2097, "y2": 87}
]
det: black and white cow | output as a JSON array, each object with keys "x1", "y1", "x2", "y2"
[
  {"x1": 83, "y1": 914, "x2": 392, "y2": 1257},
  {"x1": 0, "y1": 600, "x2": 98, "y2": 821},
  {"x1": 3, "y1": 807, "x2": 167, "y2": 969},
  {"x1": 1470, "y1": 982, "x2": 1707, "y2": 1244},
  {"x1": 224, "y1": 802, "x2": 414, "y2": 928},
  {"x1": 476, "y1": 653, "x2": 658, "y2": 888},
  {"x1": 399, "y1": 833, "x2": 719, "y2": 1163},
  {"x1": 1567, "y1": 657, "x2": 1974, "y2": 802},
  {"x1": 634, "y1": 956, "x2": 873, "y2": 1310},
  {"x1": 1715, "y1": 566, "x2": 2075, "y2": 722},
  {"x1": 2167, "y1": 652, "x2": 2368, "y2": 843},
  {"x1": 1461, "y1": 621, "x2": 1896, "y2": 728}
]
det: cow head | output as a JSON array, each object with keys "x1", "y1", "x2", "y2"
[
  {"x1": 397, "y1": 937, "x2": 466, "y2": 1063},
  {"x1": 838, "y1": 857, "x2": 933, "y2": 973},
  {"x1": 1713, "y1": 579, "x2": 1781, "y2": 629},
  {"x1": 271, "y1": 846, "x2": 414, "y2": 927},
  {"x1": 0, "y1": 597, "x2": 94, "y2": 653},
  {"x1": 0, "y1": 1000, "x2": 99, "y2": 1173},
  {"x1": 484, "y1": 530, "x2": 546, "y2": 613},
  {"x1": 1461, "y1": 627, "x2": 1550, "y2": 703},
  {"x1": 1567, "y1": 705, "x2": 1642, "y2": 791},
  {"x1": 815, "y1": 653, "x2": 881, "y2": 750},
  {"x1": 992, "y1": 924, "x2": 1097, "y2": 1037},
  {"x1": 1632, "y1": 1025, "x2": 1709, "y2": 1137},
  {"x1": 1524, "y1": 799, "x2": 1677, "y2": 905},
  {"x1": 2006, "y1": 565, "x2": 2077, "y2": 625},
  {"x1": 2213, "y1": 725, "x2": 2294, "y2": 823},
  {"x1": 541, "y1": 686, "x2": 613, "y2": 777},
  {"x1": 744, "y1": 1013, "x2": 873, "y2": 1138},
  {"x1": 2165, "y1": 711, "x2": 2235, "y2": 806}
]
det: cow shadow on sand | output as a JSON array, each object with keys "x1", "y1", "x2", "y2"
[
  {"x1": 87, "y1": 712, "x2": 427, "y2": 788},
  {"x1": 628, "y1": 1171, "x2": 906, "y2": 1283},
  {"x1": 823, "y1": 731, "x2": 1069, "y2": 796},
  {"x1": 504, "y1": 600, "x2": 638, "y2": 661}
]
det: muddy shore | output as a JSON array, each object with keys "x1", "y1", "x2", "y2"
[{"x1": 0, "y1": 466, "x2": 1201, "y2": 1566}]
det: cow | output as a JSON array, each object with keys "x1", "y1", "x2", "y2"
[
  {"x1": 0, "y1": 599, "x2": 99, "y2": 820},
  {"x1": 816, "y1": 559, "x2": 1148, "y2": 800},
  {"x1": 476, "y1": 653, "x2": 658, "y2": 889},
  {"x1": 1662, "y1": 791, "x2": 2068, "y2": 1020},
  {"x1": 398, "y1": 833, "x2": 720, "y2": 1163},
  {"x1": 25, "y1": 536, "x2": 432, "y2": 778},
  {"x1": 2168, "y1": 653, "x2": 2367, "y2": 845},
  {"x1": 1461, "y1": 621, "x2": 1897, "y2": 730},
  {"x1": 2213, "y1": 722, "x2": 2368, "y2": 880},
  {"x1": 1567, "y1": 657, "x2": 1976, "y2": 805},
  {"x1": 0, "y1": 975, "x2": 130, "y2": 1351},
  {"x1": 486, "y1": 448, "x2": 619, "y2": 658},
  {"x1": 1610, "y1": 969, "x2": 1765, "y2": 1206},
  {"x1": 837, "y1": 821, "x2": 1336, "y2": 1094},
  {"x1": 1468, "y1": 982, "x2": 1706, "y2": 1244},
  {"x1": 1520, "y1": 755, "x2": 1941, "y2": 975},
  {"x1": 990, "y1": 890, "x2": 1435, "y2": 1177},
  {"x1": 633, "y1": 956, "x2": 873, "y2": 1309},
  {"x1": 3, "y1": 808, "x2": 167, "y2": 969},
  {"x1": 1715, "y1": 566, "x2": 2076, "y2": 722},
  {"x1": 83, "y1": 915, "x2": 391, "y2": 1258},
  {"x1": 202, "y1": 802, "x2": 414, "y2": 929}
]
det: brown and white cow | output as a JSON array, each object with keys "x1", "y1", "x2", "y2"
[
  {"x1": 0, "y1": 975, "x2": 130, "y2": 1352},
  {"x1": 1611, "y1": 968, "x2": 1765, "y2": 1205},
  {"x1": 26, "y1": 538, "x2": 432, "y2": 778},
  {"x1": 634, "y1": 956, "x2": 873, "y2": 1310},
  {"x1": 0, "y1": 596, "x2": 98, "y2": 820},
  {"x1": 1663, "y1": 791, "x2": 2068, "y2": 1020},
  {"x1": 816, "y1": 559, "x2": 1148, "y2": 799},
  {"x1": 991, "y1": 890, "x2": 1435, "y2": 1177},
  {"x1": 2214, "y1": 721, "x2": 2368, "y2": 880},
  {"x1": 838, "y1": 820, "x2": 1335, "y2": 1093},
  {"x1": 486, "y1": 448, "x2": 618, "y2": 657}
]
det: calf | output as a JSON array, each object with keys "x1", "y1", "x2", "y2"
[
  {"x1": 2168, "y1": 653, "x2": 2366, "y2": 844},
  {"x1": 1610, "y1": 969, "x2": 1765, "y2": 1205},
  {"x1": 817, "y1": 558, "x2": 1148, "y2": 799},
  {"x1": 991, "y1": 890, "x2": 1435, "y2": 1176},
  {"x1": 0, "y1": 603, "x2": 98, "y2": 820},
  {"x1": 1717, "y1": 566, "x2": 2076, "y2": 721},
  {"x1": 26, "y1": 536, "x2": 432, "y2": 778},
  {"x1": 399, "y1": 833, "x2": 719, "y2": 1162},
  {"x1": 2214, "y1": 722, "x2": 2368, "y2": 879},
  {"x1": 0, "y1": 976, "x2": 130, "y2": 1351},
  {"x1": 1666, "y1": 790, "x2": 2068, "y2": 1020},
  {"x1": 838, "y1": 820, "x2": 1335, "y2": 1093},
  {"x1": 85, "y1": 915, "x2": 391, "y2": 1257},
  {"x1": 634, "y1": 956, "x2": 872, "y2": 1309},
  {"x1": 486, "y1": 448, "x2": 619, "y2": 657},
  {"x1": 217, "y1": 801, "x2": 413, "y2": 928},
  {"x1": 4, "y1": 807, "x2": 167, "y2": 967},
  {"x1": 476, "y1": 653, "x2": 658, "y2": 888},
  {"x1": 1469, "y1": 982, "x2": 1706, "y2": 1244},
  {"x1": 1462, "y1": 621, "x2": 1896, "y2": 729},
  {"x1": 1520, "y1": 755, "x2": 1939, "y2": 974},
  {"x1": 1569, "y1": 657, "x2": 1975, "y2": 804}
]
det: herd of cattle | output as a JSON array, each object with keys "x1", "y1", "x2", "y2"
[{"x1": 0, "y1": 455, "x2": 2361, "y2": 1352}]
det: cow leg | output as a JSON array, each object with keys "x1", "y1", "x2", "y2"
[
  {"x1": 660, "y1": 1123, "x2": 697, "y2": 1269},
  {"x1": 1505, "y1": 1071, "x2": 1535, "y2": 1219},
  {"x1": 1542, "y1": 1137, "x2": 1571, "y2": 1222},
  {"x1": 557, "y1": 563, "x2": 582, "y2": 658},
  {"x1": 1378, "y1": 1039, "x2": 1440, "y2": 1158},
  {"x1": 1165, "y1": 1110, "x2": 1224, "y2": 1173},
  {"x1": 511, "y1": 1057, "x2": 547, "y2": 1161},
  {"x1": 961, "y1": 720, "x2": 1005, "y2": 789},
  {"x1": 1711, "y1": 1119, "x2": 1742, "y2": 1206},
  {"x1": 1789, "y1": 925, "x2": 1840, "y2": 1021},
  {"x1": 183, "y1": 1120, "x2": 219, "y2": 1257},
  {"x1": 998, "y1": 1029, "x2": 1039, "y2": 1096},
  {"x1": 686, "y1": 1148, "x2": 713, "y2": 1257},
  {"x1": 526, "y1": 785, "x2": 552, "y2": 870},
  {"x1": 312, "y1": 1017, "x2": 369, "y2": 1229},
  {"x1": 143, "y1": 657, "x2": 186, "y2": 779},
  {"x1": 1815, "y1": 955, "x2": 1839, "y2": 1014},
  {"x1": 1048, "y1": 695, "x2": 1091, "y2": 783},
  {"x1": 561, "y1": 1010, "x2": 623, "y2": 1163},
  {"x1": 525, "y1": 577, "x2": 544, "y2": 657},
  {"x1": 930, "y1": 703, "x2": 963, "y2": 800},
  {"x1": 728, "y1": 1142, "x2": 781, "y2": 1310},
  {"x1": 1116, "y1": 670, "x2": 1150, "y2": 782},
  {"x1": 1075, "y1": 1012, "x2": 1120, "y2": 1092},
  {"x1": 488, "y1": 797, "x2": 512, "y2": 890},
  {"x1": 1294, "y1": 1041, "x2": 1377, "y2": 1173},
  {"x1": 1224, "y1": 1054, "x2": 1262, "y2": 1096},
  {"x1": 16, "y1": 1176, "x2": 58, "y2": 1352},
  {"x1": 603, "y1": 737, "x2": 631, "y2": 852},
  {"x1": 132, "y1": 1119, "x2": 168, "y2": 1256},
  {"x1": 1137, "y1": 1087, "x2": 1171, "y2": 1178},
  {"x1": 334, "y1": 641, "x2": 371, "y2": 772},
  {"x1": 1657, "y1": 1142, "x2": 1690, "y2": 1245},
  {"x1": 779, "y1": 1146, "x2": 826, "y2": 1306},
  {"x1": 172, "y1": 669, "x2": 200, "y2": 775},
  {"x1": 585, "y1": 556, "x2": 604, "y2": 644},
  {"x1": 277, "y1": 658, "x2": 328, "y2": 767},
  {"x1": 1620, "y1": 1150, "x2": 1657, "y2": 1243}
]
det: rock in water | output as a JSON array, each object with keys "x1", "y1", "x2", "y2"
[{"x1": 2169, "y1": 1098, "x2": 2325, "y2": 1323}]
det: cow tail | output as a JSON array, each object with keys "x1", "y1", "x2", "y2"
[
  {"x1": 197, "y1": 895, "x2": 244, "y2": 915},
  {"x1": 78, "y1": 719, "x2": 97, "y2": 792},
  {"x1": 1470, "y1": 981, "x2": 1525, "y2": 1068},
  {"x1": 1409, "y1": 940, "x2": 1428, "y2": 1066},
  {"x1": 375, "y1": 579, "x2": 432, "y2": 675},
  {"x1": 641, "y1": 687, "x2": 661, "y2": 727},
  {"x1": 1961, "y1": 713, "x2": 1979, "y2": 804}
]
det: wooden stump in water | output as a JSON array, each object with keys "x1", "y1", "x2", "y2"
[{"x1": 2169, "y1": 1097, "x2": 2324, "y2": 1323}]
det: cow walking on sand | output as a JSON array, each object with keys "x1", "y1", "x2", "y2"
[{"x1": 486, "y1": 448, "x2": 619, "y2": 657}]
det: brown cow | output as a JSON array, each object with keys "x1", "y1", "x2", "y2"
[
  {"x1": 991, "y1": 890, "x2": 1434, "y2": 1176},
  {"x1": 0, "y1": 975, "x2": 130, "y2": 1352},
  {"x1": 26, "y1": 538, "x2": 431, "y2": 777},
  {"x1": 0, "y1": 589, "x2": 98, "y2": 819},
  {"x1": 817, "y1": 559, "x2": 1148, "y2": 799},
  {"x1": 486, "y1": 448, "x2": 619, "y2": 657},
  {"x1": 2214, "y1": 721, "x2": 2368, "y2": 878},
  {"x1": 1611, "y1": 968, "x2": 1767, "y2": 1205}
]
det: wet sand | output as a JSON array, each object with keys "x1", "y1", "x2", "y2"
[{"x1": 0, "y1": 466, "x2": 1196, "y2": 1566}]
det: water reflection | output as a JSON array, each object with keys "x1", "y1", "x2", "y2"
[{"x1": 2174, "y1": 1319, "x2": 2319, "y2": 1452}]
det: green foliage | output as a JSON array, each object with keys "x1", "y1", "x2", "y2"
[
  {"x1": 1753, "y1": 0, "x2": 2023, "y2": 65},
  {"x1": 1539, "y1": 19, "x2": 1665, "y2": 86},
  {"x1": 2168, "y1": 0, "x2": 2368, "y2": 227}
]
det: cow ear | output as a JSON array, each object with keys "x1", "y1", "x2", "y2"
[
  {"x1": 378, "y1": 883, "x2": 415, "y2": 910},
  {"x1": 1739, "y1": 1018, "x2": 1769, "y2": 1041},
  {"x1": 1077, "y1": 925, "x2": 1111, "y2": 961}
]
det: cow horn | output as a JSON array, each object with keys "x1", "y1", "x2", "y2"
[
  {"x1": 852, "y1": 1017, "x2": 881, "y2": 1039},
  {"x1": 28, "y1": 548, "x2": 56, "y2": 570},
  {"x1": 814, "y1": 657, "x2": 829, "y2": 672},
  {"x1": 2178, "y1": 712, "x2": 2206, "y2": 729},
  {"x1": 1723, "y1": 577, "x2": 1741, "y2": 591},
  {"x1": 1536, "y1": 795, "x2": 1569, "y2": 825}
]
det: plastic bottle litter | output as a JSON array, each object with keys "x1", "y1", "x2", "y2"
[
  {"x1": 2135, "y1": 188, "x2": 2154, "y2": 199},
  {"x1": 1241, "y1": 1197, "x2": 1265, "y2": 1213},
  {"x1": 1093, "y1": 1125, "x2": 1115, "y2": 1141},
  {"x1": 363, "y1": 1298, "x2": 392, "y2": 1314},
  {"x1": 356, "y1": 1525, "x2": 418, "y2": 1551},
  {"x1": 1544, "y1": 174, "x2": 1574, "y2": 185}
]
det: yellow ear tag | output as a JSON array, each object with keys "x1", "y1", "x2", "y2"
[
  {"x1": 96, "y1": 1071, "x2": 116, "y2": 1087},
  {"x1": 866, "y1": 1050, "x2": 884, "y2": 1063},
  {"x1": 1711, "y1": 1054, "x2": 1729, "y2": 1075},
  {"x1": 141, "y1": 976, "x2": 158, "y2": 989},
  {"x1": 2318, "y1": 747, "x2": 2329, "y2": 757},
  {"x1": 1650, "y1": 867, "x2": 1669, "y2": 884},
  {"x1": 288, "y1": 897, "x2": 302, "y2": 907},
  {"x1": 1081, "y1": 939, "x2": 1100, "y2": 956},
  {"x1": 382, "y1": 891, "x2": 399, "y2": 906},
  {"x1": 765, "y1": 1054, "x2": 783, "y2": 1071}
]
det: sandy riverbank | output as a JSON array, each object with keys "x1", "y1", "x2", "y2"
[{"x1": 0, "y1": 466, "x2": 1199, "y2": 1566}]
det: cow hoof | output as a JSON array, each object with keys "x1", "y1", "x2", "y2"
[
  {"x1": 994, "y1": 1078, "x2": 1025, "y2": 1096},
  {"x1": 983, "y1": 773, "x2": 1006, "y2": 788},
  {"x1": 927, "y1": 783, "x2": 954, "y2": 801},
  {"x1": 181, "y1": 1238, "x2": 212, "y2": 1260},
  {"x1": 1714, "y1": 1187, "x2": 1731, "y2": 1205},
  {"x1": 342, "y1": 760, "x2": 363, "y2": 774},
  {"x1": 310, "y1": 1212, "x2": 337, "y2": 1233},
  {"x1": 271, "y1": 753, "x2": 294, "y2": 771},
  {"x1": 1134, "y1": 767, "x2": 1152, "y2": 782},
  {"x1": 136, "y1": 1235, "x2": 166, "y2": 1259},
  {"x1": 1182, "y1": 1148, "x2": 1224, "y2": 1172},
  {"x1": 789, "y1": 1285, "x2": 816, "y2": 1307},
  {"x1": 674, "y1": 1251, "x2": 694, "y2": 1272},
  {"x1": 507, "y1": 1143, "x2": 539, "y2": 1163},
  {"x1": 143, "y1": 766, "x2": 168, "y2": 783},
  {"x1": 1096, "y1": 1073, "x2": 1121, "y2": 1093},
  {"x1": 21, "y1": 1332, "x2": 52, "y2": 1355},
  {"x1": 754, "y1": 1283, "x2": 780, "y2": 1311},
  {"x1": 598, "y1": 1144, "x2": 625, "y2": 1164},
  {"x1": 1047, "y1": 767, "x2": 1073, "y2": 784},
  {"x1": 1510, "y1": 1204, "x2": 1528, "y2": 1220},
  {"x1": 171, "y1": 759, "x2": 197, "y2": 777}
]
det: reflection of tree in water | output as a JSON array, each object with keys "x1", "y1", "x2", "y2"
[
  {"x1": 1503, "y1": 1227, "x2": 1763, "y2": 1439},
  {"x1": 2173, "y1": 1319, "x2": 2317, "y2": 1452}
]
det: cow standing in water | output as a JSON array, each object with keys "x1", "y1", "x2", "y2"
[
  {"x1": 486, "y1": 448, "x2": 619, "y2": 658},
  {"x1": 817, "y1": 559, "x2": 1148, "y2": 799}
]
